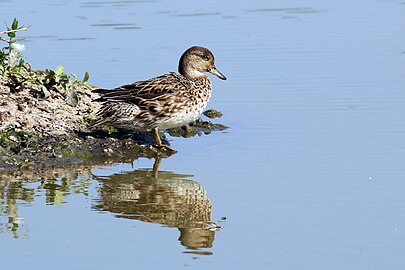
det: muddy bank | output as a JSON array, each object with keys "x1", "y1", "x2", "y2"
[{"x1": 0, "y1": 72, "x2": 228, "y2": 170}]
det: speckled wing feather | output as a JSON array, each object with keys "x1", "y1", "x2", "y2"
[{"x1": 94, "y1": 72, "x2": 191, "y2": 106}]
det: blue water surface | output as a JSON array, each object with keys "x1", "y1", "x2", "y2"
[{"x1": 0, "y1": 0, "x2": 405, "y2": 269}]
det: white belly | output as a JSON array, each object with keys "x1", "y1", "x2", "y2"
[
  {"x1": 158, "y1": 96, "x2": 210, "y2": 130},
  {"x1": 158, "y1": 109, "x2": 202, "y2": 130}
]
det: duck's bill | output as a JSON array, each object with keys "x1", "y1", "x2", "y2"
[{"x1": 209, "y1": 67, "x2": 227, "y2": 80}]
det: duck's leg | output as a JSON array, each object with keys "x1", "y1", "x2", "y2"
[
  {"x1": 153, "y1": 128, "x2": 177, "y2": 153},
  {"x1": 152, "y1": 156, "x2": 161, "y2": 178}
]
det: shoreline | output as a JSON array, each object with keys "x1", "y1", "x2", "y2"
[{"x1": 0, "y1": 72, "x2": 227, "y2": 170}]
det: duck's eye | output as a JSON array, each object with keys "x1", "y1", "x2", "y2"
[{"x1": 203, "y1": 56, "x2": 210, "y2": 61}]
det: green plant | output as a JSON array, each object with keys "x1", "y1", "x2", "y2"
[
  {"x1": 71, "y1": 71, "x2": 90, "y2": 86},
  {"x1": 41, "y1": 65, "x2": 90, "y2": 106},
  {"x1": 1, "y1": 19, "x2": 91, "y2": 107},
  {"x1": 0, "y1": 18, "x2": 28, "y2": 76}
]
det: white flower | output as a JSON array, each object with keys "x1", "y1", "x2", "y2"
[{"x1": 11, "y1": 43, "x2": 25, "y2": 52}]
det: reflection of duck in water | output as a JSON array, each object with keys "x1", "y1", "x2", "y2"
[{"x1": 92, "y1": 158, "x2": 220, "y2": 253}]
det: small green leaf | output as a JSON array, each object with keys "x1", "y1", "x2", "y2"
[
  {"x1": 82, "y1": 71, "x2": 89, "y2": 83},
  {"x1": 7, "y1": 32, "x2": 15, "y2": 38},
  {"x1": 71, "y1": 73, "x2": 78, "y2": 81},
  {"x1": 55, "y1": 65, "x2": 64, "y2": 76},
  {"x1": 17, "y1": 58, "x2": 24, "y2": 68},
  {"x1": 11, "y1": 19, "x2": 18, "y2": 30}
]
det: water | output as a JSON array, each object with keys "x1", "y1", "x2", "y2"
[{"x1": 1, "y1": 0, "x2": 405, "y2": 269}]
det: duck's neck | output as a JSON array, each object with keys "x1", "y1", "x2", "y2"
[
  {"x1": 182, "y1": 68, "x2": 206, "y2": 80},
  {"x1": 178, "y1": 61, "x2": 205, "y2": 79}
]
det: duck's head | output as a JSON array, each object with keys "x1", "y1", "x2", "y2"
[{"x1": 178, "y1": 46, "x2": 226, "y2": 80}]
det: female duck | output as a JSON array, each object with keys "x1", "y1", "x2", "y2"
[{"x1": 93, "y1": 46, "x2": 226, "y2": 152}]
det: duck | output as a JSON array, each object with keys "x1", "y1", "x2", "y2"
[{"x1": 92, "y1": 46, "x2": 226, "y2": 152}]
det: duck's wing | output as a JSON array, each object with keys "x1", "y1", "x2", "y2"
[{"x1": 94, "y1": 72, "x2": 190, "y2": 105}]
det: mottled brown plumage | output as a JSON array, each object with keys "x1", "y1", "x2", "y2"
[{"x1": 93, "y1": 46, "x2": 226, "y2": 152}]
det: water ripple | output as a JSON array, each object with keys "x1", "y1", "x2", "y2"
[{"x1": 246, "y1": 7, "x2": 324, "y2": 14}]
